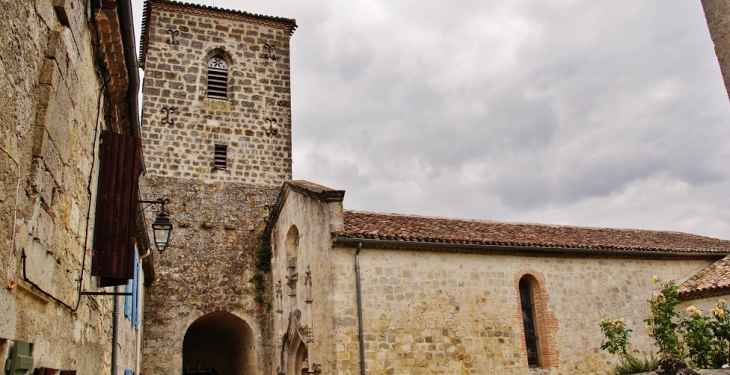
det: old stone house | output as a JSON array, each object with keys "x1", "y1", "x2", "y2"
[{"x1": 1, "y1": 0, "x2": 153, "y2": 374}]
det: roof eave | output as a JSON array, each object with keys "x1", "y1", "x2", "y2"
[
  {"x1": 332, "y1": 236, "x2": 729, "y2": 260},
  {"x1": 678, "y1": 287, "x2": 730, "y2": 301}
]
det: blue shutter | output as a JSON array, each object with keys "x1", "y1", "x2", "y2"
[
  {"x1": 124, "y1": 369, "x2": 132, "y2": 375},
  {"x1": 124, "y1": 277, "x2": 132, "y2": 319},
  {"x1": 132, "y1": 254, "x2": 139, "y2": 327}
]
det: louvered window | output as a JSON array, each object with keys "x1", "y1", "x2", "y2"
[
  {"x1": 207, "y1": 56, "x2": 228, "y2": 100},
  {"x1": 214, "y1": 144, "x2": 227, "y2": 169}
]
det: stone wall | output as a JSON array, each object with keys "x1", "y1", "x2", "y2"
[
  {"x1": 139, "y1": 3, "x2": 295, "y2": 374},
  {"x1": 140, "y1": 1, "x2": 293, "y2": 185},
  {"x1": 701, "y1": 0, "x2": 730, "y2": 100},
  {"x1": 140, "y1": 178, "x2": 277, "y2": 374},
  {"x1": 330, "y1": 248, "x2": 712, "y2": 375},
  {"x1": 0, "y1": 0, "x2": 143, "y2": 373},
  {"x1": 269, "y1": 183, "x2": 345, "y2": 374},
  {"x1": 679, "y1": 294, "x2": 730, "y2": 316}
]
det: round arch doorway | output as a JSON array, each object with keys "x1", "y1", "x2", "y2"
[{"x1": 182, "y1": 311, "x2": 256, "y2": 375}]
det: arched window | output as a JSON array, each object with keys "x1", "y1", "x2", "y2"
[
  {"x1": 519, "y1": 277, "x2": 540, "y2": 367},
  {"x1": 207, "y1": 56, "x2": 228, "y2": 100}
]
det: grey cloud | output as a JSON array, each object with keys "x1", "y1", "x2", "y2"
[{"x1": 134, "y1": 0, "x2": 730, "y2": 239}]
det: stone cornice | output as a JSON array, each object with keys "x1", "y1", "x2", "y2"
[{"x1": 140, "y1": 0, "x2": 297, "y2": 68}]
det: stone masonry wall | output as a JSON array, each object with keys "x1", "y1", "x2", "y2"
[
  {"x1": 679, "y1": 294, "x2": 730, "y2": 317},
  {"x1": 701, "y1": 0, "x2": 730, "y2": 100},
  {"x1": 331, "y1": 248, "x2": 712, "y2": 375},
  {"x1": 140, "y1": 178, "x2": 278, "y2": 374},
  {"x1": 139, "y1": 3, "x2": 295, "y2": 374},
  {"x1": 0, "y1": 0, "x2": 141, "y2": 373},
  {"x1": 269, "y1": 187, "x2": 345, "y2": 374},
  {"x1": 140, "y1": 2, "x2": 293, "y2": 185}
]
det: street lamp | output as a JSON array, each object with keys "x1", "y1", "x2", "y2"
[{"x1": 139, "y1": 198, "x2": 173, "y2": 252}]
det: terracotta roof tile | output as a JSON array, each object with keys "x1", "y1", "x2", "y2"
[
  {"x1": 679, "y1": 256, "x2": 730, "y2": 300},
  {"x1": 335, "y1": 210, "x2": 730, "y2": 254}
]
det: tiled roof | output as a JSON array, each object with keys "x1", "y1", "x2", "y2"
[
  {"x1": 139, "y1": 0, "x2": 297, "y2": 68},
  {"x1": 335, "y1": 210, "x2": 730, "y2": 254},
  {"x1": 679, "y1": 256, "x2": 730, "y2": 300}
]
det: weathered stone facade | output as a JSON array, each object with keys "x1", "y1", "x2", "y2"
[
  {"x1": 0, "y1": 0, "x2": 145, "y2": 373},
  {"x1": 332, "y1": 252, "x2": 707, "y2": 374},
  {"x1": 268, "y1": 182, "x2": 345, "y2": 375},
  {"x1": 139, "y1": 0, "x2": 294, "y2": 184},
  {"x1": 267, "y1": 181, "x2": 730, "y2": 375},
  {"x1": 138, "y1": 1, "x2": 296, "y2": 374}
]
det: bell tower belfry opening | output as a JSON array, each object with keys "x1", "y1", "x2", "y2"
[{"x1": 138, "y1": 1, "x2": 297, "y2": 374}]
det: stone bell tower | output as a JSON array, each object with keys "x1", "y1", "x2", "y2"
[{"x1": 137, "y1": 1, "x2": 296, "y2": 374}]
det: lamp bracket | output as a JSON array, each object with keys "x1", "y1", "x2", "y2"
[{"x1": 138, "y1": 198, "x2": 168, "y2": 213}]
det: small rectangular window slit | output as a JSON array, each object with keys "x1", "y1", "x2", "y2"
[{"x1": 214, "y1": 144, "x2": 227, "y2": 170}]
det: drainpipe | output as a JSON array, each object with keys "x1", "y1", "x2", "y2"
[
  {"x1": 355, "y1": 242, "x2": 366, "y2": 375},
  {"x1": 112, "y1": 285, "x2": 120, "y2": 375},
  {"x1": 116, "y1": 0, "x2": 141, "y2": 139},
  {"x1": 135, "y1": 277, "x2": 143, "y2": 375}
]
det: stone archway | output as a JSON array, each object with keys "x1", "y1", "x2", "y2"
[
  {"x1": 279, "y1": 310, "x2": 312, "y2": 375},
  {"x1": 286, "y1": 336, "x2": 308, "y2": 375},
  {"x1": 182, "y1": 311, "x2": 256, "y2": 375}
]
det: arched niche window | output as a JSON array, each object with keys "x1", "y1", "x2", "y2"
[
  {"x1": 519, "y1": 277, "x2": 540, "y2": 368},
  {"x1": 207, "y1": 56, "x2": 228, "y2": 100}
]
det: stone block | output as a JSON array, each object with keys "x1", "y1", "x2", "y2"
[
  {"x1": 53, "y1": 0, "x2": 70, "y2": 27},
  {"x1": 38, "y1": 58, "x2": 57, "y2": 86},
  {"x1": 32, "y1": 125, "x2": 49, "y2": 157},
  {"x1": 45, "y1": 30, "x2": 62, "y2": 60},
  {"x1": 30, "y1": 159, "x2": 55, "y2": 205},
  {"x1": 33, "y1": 0, "x2": 55, "y2": 29},
  {"x1": 23, "y1": 239, "x2": 57, "y2": 293},
  {"x1": 41, "y1": 134, "x2": 64, "y2": 189}
]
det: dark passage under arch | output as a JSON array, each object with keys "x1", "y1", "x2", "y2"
[{"x1": 183, "y1": 311, "x2": 255, "y2": 375}]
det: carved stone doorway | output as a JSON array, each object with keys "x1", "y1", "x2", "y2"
[
  {"x1": 287, "y1": 337, "x2": 308, "y2": 375},
  {"x1": 183, "y1": 311, "x2": 256, "y2": 375}
]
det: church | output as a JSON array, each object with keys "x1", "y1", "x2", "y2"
[
  {"x1": 1, "y1": 0, "x2": 729, "y2": 374},
  {"x1": 136, "y1": 1, "x2": 730, "y2": 374}
]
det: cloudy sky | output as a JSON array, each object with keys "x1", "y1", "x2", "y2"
[{"x1": 132, "y1": 0, "x2": 730, "y2": 240}]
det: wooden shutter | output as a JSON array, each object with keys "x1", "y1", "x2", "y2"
[{"x1": 92, "y1": 131, "x2": 142, "y2": 287}]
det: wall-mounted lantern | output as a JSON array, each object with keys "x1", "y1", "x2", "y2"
[{"x1": 139, "y1": 198, "x2": 173, "y2": 252}]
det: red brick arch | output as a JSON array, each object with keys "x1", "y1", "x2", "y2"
[{"x1": 514, "y1": 268, "x2": 559, "y2": 369}]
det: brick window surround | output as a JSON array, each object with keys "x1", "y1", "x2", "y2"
[{"x1": 514, "y1": 268, "x2": 559, "y2": 369}]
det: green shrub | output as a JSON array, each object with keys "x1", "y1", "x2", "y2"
[
  {"x1": 249, "y1": 230, "x2": 273, "y2": 305},
  {"x1": 600, "y1": 277, "x2": 730, "y2": 370},
  {"x1": 600, "y1": 318, "x2": 633, "y2": 356},
  {"x1": 644, "y1": 277, "x2": 684, "y2": 360},
  {"x1": 605, "y1": 355, "x2": 658, "y2": 375}
]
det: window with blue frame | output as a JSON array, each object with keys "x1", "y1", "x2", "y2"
[{"x1": 124, "y1": 251, "x2": 140, "y2": 328}]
